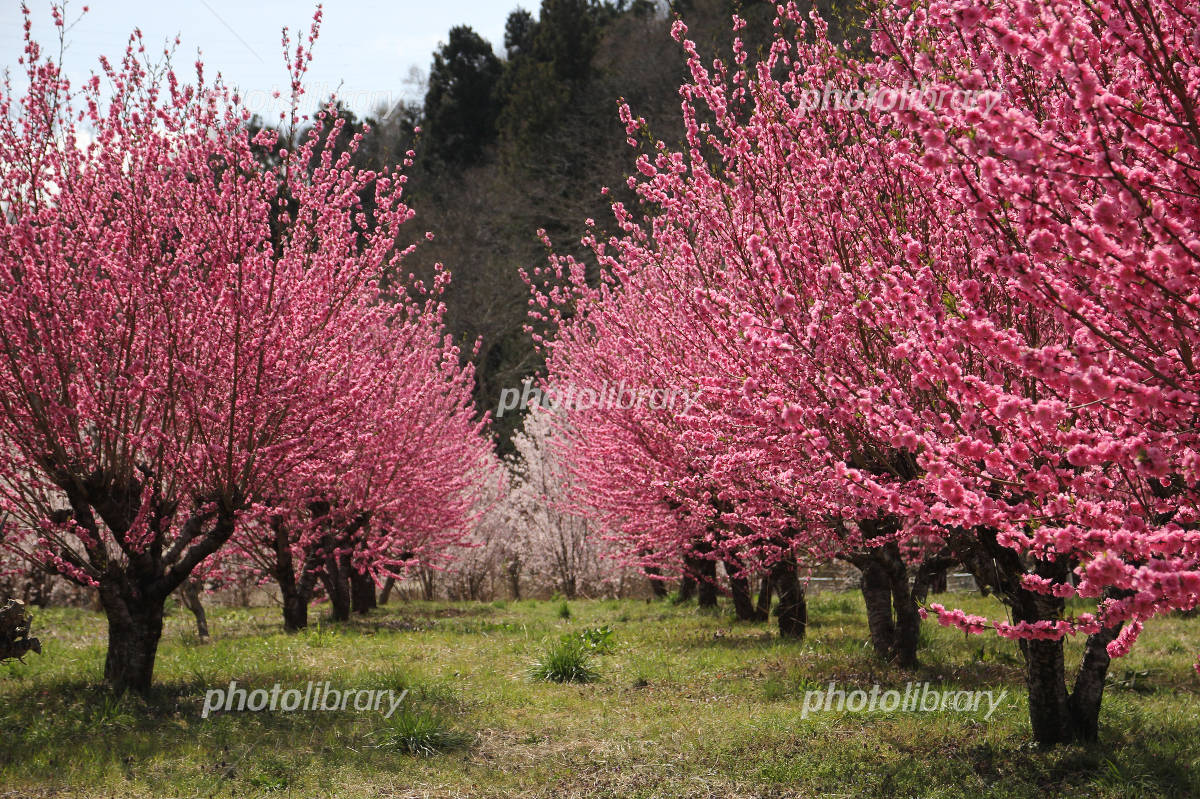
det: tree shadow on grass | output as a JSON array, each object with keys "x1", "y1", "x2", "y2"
[
  {"x1": 0, "y1": 673, "x2": 466, "y2": 794},
  {"x1": 752, "y1": 708, "x2": 1198, "y2": 799},
  {"x1": 927, "y1": 717, "x2": 1197, "y2": 799}
]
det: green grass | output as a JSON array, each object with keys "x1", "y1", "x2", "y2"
[
  {"x1": 371, "y1": 708, "x2": 470, "y2": 757},
  {"x1": 528, "y1": 638, "x2": 601, "y2": 683},
  {"x1": 1, "y1": 593, "x2": 1197, "y2": 798}
]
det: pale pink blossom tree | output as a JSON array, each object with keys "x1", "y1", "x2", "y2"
[{"x1": 507, "y1": 408, "x2": 630, "y2": 598}]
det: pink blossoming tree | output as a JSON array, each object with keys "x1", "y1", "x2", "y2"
[
  {"x1": 534, "y1": 0, "x2": 1198, "y2": 746},
  {"x1": 0, "y1": 7, "x2": 490, "y2": 691}
]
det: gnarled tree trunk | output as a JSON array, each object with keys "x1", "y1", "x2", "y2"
[
  {"x1": 99, "y1": 579, "x2": 165, "y2": 695},
  {"x1": 770, "y1": 556, "x2": 807, "y2": 639},
  {"x1": 847, "y1": 533, "x2": 937, "y2": 668},
  {"x1": 506, "y1": 558, "x2": 522, "y2": 600},
  {"x1": 724, "y1": 559, "x2": 764, "y2": 621},
  {"x1": 177, "y1": 579, "x2": 209, "y2": 638},
  {"x1": 756, "y1": 573, "x2": 773, "y2": 619},
  {"x1": 0, "y1": 599, "x2": 41, "y2": 661},
  {"x1": 378, "y1": 576, "x2": 397, "y2": 606},
  {"x1": 963, "y1": 530, "x2": 1124, "y2": 746},
  {"x1": 321, "y1": 550, "x2": 352, "y2": 622},
  {"x1": 273, "y1": 517, "x2": 322, "y2": 631},
  {"x1": 350, "y1": 569, "x2": 377, "y2": 614},
  {"x1": 684, "y1": 542, "x2": 719, "y2": 608},
  {"x1": 78, "y1": 494, "x2": 236, "y2": 694},
  {"x1": 677, "y1": 574, "x2": 696, "y2": 602}
]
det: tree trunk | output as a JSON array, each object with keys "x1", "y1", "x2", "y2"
[
  {"x1": 274, "y1": 519, "x2": 317, "y2": 631},
  {"x1": 725, "y1": 560, "x2": 762, "y2": 621},
  {"x1": 770, "y1": 557, "x2": 807, "y2": 639},
  {"x1": 696, "y1": 564, "x2": 718, "y2": 608},
  {"x1": 885, "y1": 548, "x2": 921, "y2": 669},
  {"x1": 69, "y1": 496, "x2": 235, "y2": 694},
  {"x1": 645, "y1": 567, "x2": 668, "y2": 599},
  {"x1": 1013, "y1": 579, "x2": 1125, "y2": 746},
  {"x1": 756, "y1": 573, "x2": 773, "y2": 618},
  {"x1": 177, "y1": 580, "x2": 209, "y2": 638},
  {"x1": 282, "y1": 586, "x2": 309, "y2": 631},
  {"x1": 856, "y1": 551, "x2": 897, "y2": 659},
  {"x1": 325, "y1": 580, "x2": 350, "y2": 620},
  {"x1": 683, "y1": 537, "x2": 719, "y2": 608},
  {"x1": 99, "y1": 580, "x2": 164, "y2": 695},
  {"x1": 971, "y1": 540, "x2": 1125, "y2": 747},
  {"x1": 350, "y1": 569, "x2": 377, "y2": 614},
  {"x1": 1018, "y1": 621, "x2": 1121, "y2": 746},
  {"x1": 420, "y1": 567, "x2": 437, "y2": 601},
  {"x1": 321, "y1": 552, "x2": 352, "y2": 622},
  {"x1": 1023, "y1": 635, "x2": 1072, "y2": 746},
  {"x1": 849, "y1": 540, "x2": 923, "y2": 667},
  {"x1": 378, "y1": 577, "x2": 396, "y2": 606},
  {"x1": 683, "y1": 551, "x2": 718, "y2": 608},
  {"x1": 506, "y1": 559, "x2": 522, "y2": 599},
  {"x1": 1069, "y1": 621, "x2": 1122, "y2": 742},
  {"x1": 677, "y1": 574, "x2": 696, "y2": 602}
]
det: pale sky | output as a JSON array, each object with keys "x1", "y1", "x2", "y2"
[{"x1": 1, "y1": 1, "x2": 518, "y2": 119}]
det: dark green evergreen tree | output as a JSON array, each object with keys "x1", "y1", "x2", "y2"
[{"x1": 423, "y1": 26, "x2": 503, "y2": 167}]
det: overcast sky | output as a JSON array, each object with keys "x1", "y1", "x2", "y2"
[{"x1": 1, "y1": 1, "x2": 516, "y2": 119}]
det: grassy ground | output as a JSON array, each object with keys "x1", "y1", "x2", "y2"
[{"x1": 1, "y1": 592, "x2": 1197, "y2": 798}]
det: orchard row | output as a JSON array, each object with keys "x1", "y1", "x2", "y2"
[{"x1": 0, "y1": 0, "x2": 1196, "y2": 751}]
